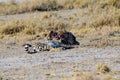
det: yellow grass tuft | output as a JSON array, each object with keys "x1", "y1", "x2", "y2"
[
  {"x1": 0, "y1": 20, "x2": 25, "y2": 35},
  {"x1": 95, "y1": 64, "x2": 110, "y2": 74}
]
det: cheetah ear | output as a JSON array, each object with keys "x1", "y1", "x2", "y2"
[
  {"x1": 22, "y1": 44, "x2": 32, "y2": 47},
  {"x1": 22, "y1": 43, "x2": 27, "y2": 46},
  {"x1": 44, "y1": 33, "x2": 47, "y2": 37}
]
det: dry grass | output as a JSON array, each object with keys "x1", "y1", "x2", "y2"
[
  {"x1": 0, "y1": 0, "x2": 120, "y2": 15},
  {"x1": 95, "y1": 64, "x2": 111, "y2": 74},
  {"x1": 0, "y1": 0, "x2": 120, "y2": 47},
  {"x1": 59, "y1": 66, "x2": 119, "y2": 80},
  {"x1": 0, "y1": 13, "x2": 69, "y2": 45},
  {"x1": 88, "y1": 12, "x2": 120, "y2": 27},
  {"x1": 0, "y1": 10, "x2": 120, "y2": 47},
  {"x1": 0, "y1": 20, "x2": 25, "y2": 35}
]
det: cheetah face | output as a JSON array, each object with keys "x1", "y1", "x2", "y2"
[{"x1": 23, "y1": 44, "x2": 32, "y2": 51}]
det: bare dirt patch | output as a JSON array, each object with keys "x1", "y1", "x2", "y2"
[{"x1": 0, "y1": 44, "x2": 120, "y2": 80}]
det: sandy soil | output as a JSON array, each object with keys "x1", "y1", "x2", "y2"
[{"x1": 0, "y1": 43, "x2": 120, "y2": 80}]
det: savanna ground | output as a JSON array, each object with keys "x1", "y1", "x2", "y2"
[{"x1": 0, "y1": 0, "x2": 120, "y2": 80}]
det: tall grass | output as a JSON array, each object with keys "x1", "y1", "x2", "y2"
[
  {"x1": 0, "y1": 0, "x2": 120, "y2": 47},
  {"x1": 0, "y1": 0, "x2": 120, "y2": 15},
  {"x1": 0, "y1": 13, "x2": 68, "y2": 36}
]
